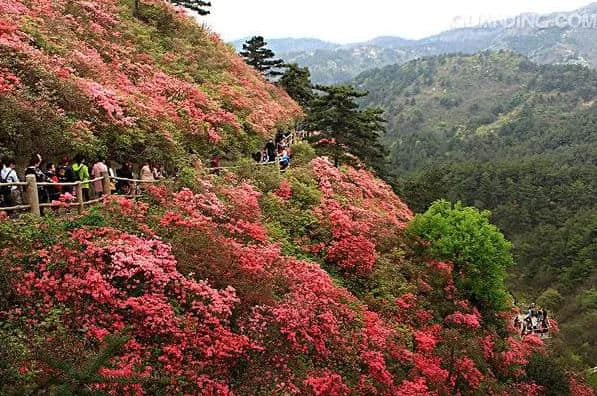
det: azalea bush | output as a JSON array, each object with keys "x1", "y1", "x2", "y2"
[
  {"x1": 0, "y1": 0, "x2": 592, "y2": 393},
  {"x1": 0, "y1": 0, "x2": 301, "y2": 166},
  {"x1": 2, "y1": 157, "x2": 584, "y2": 395}
]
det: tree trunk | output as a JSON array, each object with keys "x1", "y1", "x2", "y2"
[
  {"x1": 133, "y1": 0, "x2": 140, "y2": 17},
  {"x1": 333, "y1": 143, "x2": 340, "y2": 167}
]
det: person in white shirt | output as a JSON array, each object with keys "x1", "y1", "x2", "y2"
[
  {"x1": 140, "y1": 161, "x2": 155, "y2": 182},
  {"x1": 91, "y1": 159, "x2": 108, "y2": 197},
  {"x1": 1, "y1": 158, "x2": 19, "y2": 207}
]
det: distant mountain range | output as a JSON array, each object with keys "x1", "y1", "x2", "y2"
[{"x1": 233, "y1": 2, "x2": 597, "y2": 84}]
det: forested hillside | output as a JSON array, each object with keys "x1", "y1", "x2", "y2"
[{"x1": 355, "y1": 51, "x2": 597, "y2": 373}]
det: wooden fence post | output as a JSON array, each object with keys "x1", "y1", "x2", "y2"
[
  {"x1": 101, "y1": 171, "x2": 111, "y2": 198},
  {"x1": 25, "y1": 174, "x2": 40, "y2": 217},
  {"x1": 76, "y1": 182, "x2": 84, "y2": 214}
]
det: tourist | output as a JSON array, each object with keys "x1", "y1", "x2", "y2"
[
  {"x1": 57, "y1": 166, "x2": 69, "y2": 186},
  {"x1": 72, "y1": 156, "x2": 90, "y2": 201},
  {"x1": 260, "y1": 148, "x2": 268, "y2": 163},
  {"x1": 116, "y1": 162, "x2": 133, "y2": 195},
  {"x1": 140, "y1": 161, "x2": 154, "y2": 182},
  {"x1": 1, "y1": 158, "x2": 19, "y2": 207},
  {"x1": 266, "y1": 139, "x2": 276, "y2": 162},
  {"x1": 45, "y1": 163, "x2": 61, "y2": 202},
  {"x1": 106, "y1": 161, "x2": 116, "y2": 194},
  {"x1": 60, "y1": 158, "x2": 76, "y2": 194},
  {"x1": 152, "y1": 163, "x2": 164, "y2": 180},
  {"x1": 279, "y1": 147, "x2": 290, "y2": 170},
  {"x1": 210, "y1": 154, "x2": 221, "y2": 175},
  {"x1": 541, "y1": 307, "x2": 549, "y2": 332},
  {"x1": 91, "y1": 159, "x2": 108, "y2": 197},
  {"x1": 25, "y1": 154, "x2": 49, "y2": 205}
]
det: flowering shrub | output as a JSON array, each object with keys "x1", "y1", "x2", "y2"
[
  {"x1": 276, "y1": 179, "x2": 292, "y2": 200},
  {"x1": 9, "y1": 228, "x2": 254, "y2": 393},
  {"x1": 311, "y1": 158, "x2": 413, "y2": 275},
  {"x1": 0, "y1": 0, "x2": 301, "y2": 162},
  {"x1": 304, "y1": 371, "x2": 350, "y2": 395},
  {"x1": 0, "y1": 158, "x2": 591, "y2": 395}
]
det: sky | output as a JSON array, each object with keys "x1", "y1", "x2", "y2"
[{"x1": 201, "y1": 0, "x2": 594, "y2": 43}]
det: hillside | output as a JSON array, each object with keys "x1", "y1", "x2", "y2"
[
  {"x1": 0, "y1": 0, "x2": 301, "y2": 168},
  {"x1": 0, "y1": 1, "x2": 595, "y2": 394},
  {"x1": 354, "y1": 51, "x2": 597, "y2": 372},
  {"x1": 264, "y1": 3, "x2": 597, "y2": 84},
  {"x1": 5, "y1": 147, "x2": 583, "y2": 394},
  {"x1": 354, "y1": 51, "x2": 597, "y2": 171}
]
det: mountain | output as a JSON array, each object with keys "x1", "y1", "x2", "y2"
[
  {"x1": 280, "y1": 45, "x2": 416, "y2": 87},
  {"x1": 266, "y1": 3, "x2": 597, "y2": 84},
  {"x1": 2, "y1": 0, "x2": 593, "y2": 394},
  {"x1": 354, "y1": 51, "x2": 597, "y2": 170},
  {"x1": 354, "y1": 51, "x2": 597, "y2": 372}
]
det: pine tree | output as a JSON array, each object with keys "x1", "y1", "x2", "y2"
[
  {"x1": 307, "y1": 85, "x2": 388, "y2": 171},
  {"x1": 169, "y1": 0, "x2": 212, "y2": 15},
  {"x1": 353, "y1": 107, "x2": 389, "y2": 175},
  {"x1": 240, "y1": 36, "x2": 284, "y2": 78},
  {"x1": 278, "y1": 63, "x2": 314, "y2": 109}
]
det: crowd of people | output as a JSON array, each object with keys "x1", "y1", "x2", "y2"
[
  {"x1": 1, "y1": 132, "x2": 298, "y2": 210},
  {"x1": 252, "y1": 136, "x2": 292, "y2": 170},
  {"x1": 0, "y1": 154, "x2": 166, "y2": 209},
  {"x1": 514, "y1": 303, "x2": 550, "y2": 337}
]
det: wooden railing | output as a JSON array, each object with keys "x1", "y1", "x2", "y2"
[
  {"x1": 206, "y1": 130, "x2": 306, "y2": 172},
  {"x1": 0, "y1": 172, "x2": 164, "y2": 217},
  {"x1": 279, "y1": 130, "x2": 308, "y2": 147},
  {"x1": 1, "y1": 130, "x2": 308, "y2": 216}
]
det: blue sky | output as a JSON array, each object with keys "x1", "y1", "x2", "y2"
[{"x1": 201, "y1": 0, "x2": 594, "y2": 43}]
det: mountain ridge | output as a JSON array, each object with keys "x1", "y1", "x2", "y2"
[{"x1": 233, "y1": 2, "x2": 597, "y2": 84}]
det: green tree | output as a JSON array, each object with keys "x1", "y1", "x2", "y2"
[
  {"x1": 408, "y1": 200, "x2": 513, "y2": 313},
  {"x1": 240, "y1": 36, "x2": 284, "y2": 78},
  {"x1": 278, "y1": 63, "x2": 313, "y2": 109},
  {"x1": 169, "y1": 0, "x2": 212, "y2": 15},
  {"x1": 354, "y1": 107, "x2": 389, "y2": 175},
  {"x1": 537, "y1": 288, "x2": 564, "y2": 311},
  {"x1": 525, "y1": 353, "x2": 571, "y2": 396},
  {"x1": 307, "y1": 85, "x2": 387, "y2": 171}
]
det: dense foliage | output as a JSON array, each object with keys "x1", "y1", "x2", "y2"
[
  {"x1": 355, "y1": 51, "x2": 597, "y2": 374},
  {"x1": 3, "y1": 155, "x2": 585, "y2": 394},
  {"x1": 0, "y1": 1, "x2": 594, "y2": 393},
  {"x1": 0, "y1": 0, "x2": 300, "y2": 168},
  {"x1": 277, "y1": 63, "x2": 314, "y2": 109},
  {"x1": 307, "y1": 85, "x2": 387, "y2": 173},
  {"x1": 409, "y1": 201, "x2": 512, "y2": 314}
]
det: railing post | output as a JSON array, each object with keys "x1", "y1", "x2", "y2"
[
  {"x1": 25, "y1": 174, "x2": 40, "y2": 217},
  {"x1": 101, "y1": 171, "x2": 111, "y2": 198},
  {"x1": 76, "y1": 182, "x2": 84, "y2": 214}
]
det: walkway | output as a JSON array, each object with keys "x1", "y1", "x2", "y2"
[{"x1": 0, "y1": 130, "x2": 308, "y2": 217}]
